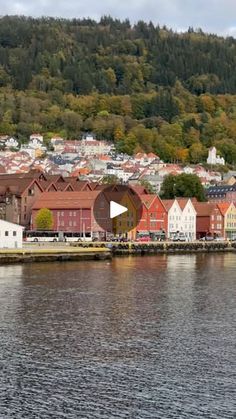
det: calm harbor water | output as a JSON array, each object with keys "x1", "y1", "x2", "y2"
[{"x1": 0, "y1": 254, "x2": 235, "y2": 419}]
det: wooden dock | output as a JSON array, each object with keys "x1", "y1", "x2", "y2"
[{"x1": 0, "y1": 246, "x2": 112, "y2": 264}]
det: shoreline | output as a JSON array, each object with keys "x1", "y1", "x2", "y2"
[
  {"x1": 0, "y1": 241, "x2": 235, "y2": 265},
  {"x1": 0, "y1": 247, "x2": 112, "y2": 265}
]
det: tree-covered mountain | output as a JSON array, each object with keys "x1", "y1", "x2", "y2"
[
  {"x1": 1, "y1": 16, "x2": 236, "y2": 94},
  {"x1": 1, "y1": 15, "x2": 236, "y2": 165}
]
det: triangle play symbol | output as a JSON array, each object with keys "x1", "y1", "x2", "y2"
[{"x1": 110, "y1": 201, "x2": 128, "y2": 219}]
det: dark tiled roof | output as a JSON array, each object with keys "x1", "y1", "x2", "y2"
[{"x1": 206, "y1": 184, "x2": 236, "y2": 195}]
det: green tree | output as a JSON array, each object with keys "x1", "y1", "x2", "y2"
[
  {"x1": 35, "y1": 208, "x2": 54, "y2": 230},
  {"x1": 160, "y1": 174, "x2": 176, "y2": 199},
  {"x1": 161, "y1": 174, "x2": 206, "y2": 201},
  {"x1": 139, "y1": 179, "x2": 155, "y2": 193},
  {"x1": 101, "y1": 175, "x2": 120, "y2": 184}
]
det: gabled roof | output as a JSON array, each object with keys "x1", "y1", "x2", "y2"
[
  {"x1": 39, "y1": 180, "x2": 58, "y2": 192},
  {"x1": 162, "y1": 199, "x2": 176, "y2": 211},
  {"x1": 217, "y1": 202, "x2": 231, "y2": 216},
  {"x1": 176, "y1": 198, "x2": 189, "y2": 210},
  {"x1": 129, "y1": 185, "x2": 149, "y2": 195},
  {"x1": 193, "y1": 202, "x2": 218, "y2": 216},
  {"x1": 0, "y1": 178, "x2": 44, "y2": 196},
  {"x1": 140, "y1": 194, "x2": 159, "y2": 209},
  {"x1": 65, "y1": 179, "x2": 93, "y2": 191}
]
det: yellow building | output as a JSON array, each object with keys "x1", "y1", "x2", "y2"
[
  {"x1": 111, "y1": 191, "x2": 139, "y2": 240},
  {"x1": 218, "y1": 203, "x2": 236, "y2": 239}
]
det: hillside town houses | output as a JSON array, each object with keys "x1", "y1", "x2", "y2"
[
  {"x1": 0, "y1": 168, "x2": 236, "y2": 240},
  {"x1": 0, "y1": 134, "x2": 236, "y2": 241}
]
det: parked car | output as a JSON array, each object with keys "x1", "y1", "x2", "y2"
[
  {"x1": 199, "y1": 236, "x2": 214, "y2": 241},
  {"x1": 118, "y1": 237, "x2": 129, "y2": 242},
  {"x1": 172, "y1": 233, "x2": 187, "y2": 242},
  {"x1": 136, "y1": 235, "x2": 151, "y2": 242}
]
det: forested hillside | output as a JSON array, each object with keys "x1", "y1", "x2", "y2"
[{"x1": 1, "y1": 15, "x2": 236, "y2": 164}]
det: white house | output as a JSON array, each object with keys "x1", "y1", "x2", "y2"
[
  {"x1": 0, "y1": 220, "x2": 24, "y2": 249},
  {"x1": 163, "y1": 198, "x2": 196, "y2": 240},
  {"x1": 164, "y1": 199, "x2": 183, "y2": 239},
  {"x1": 79, "y1": 134, "x2": 113, "y2": 156},
  {"x1": 28, "y1": 138, "x2": 45, "y2": 150},
  {"x1": 178, "y1": 198, "x2": 196, "y2": 241},
  {"x1": 30, "y1": 133, "x2": 44, "y2": 143},
  {"x1": 207, "y1": 147, "x2": 225, "y2": 166},
  {"x1": 51, "y1": 136, "x2": 64, "y2": 152},
  {"x1": 5, "y1": 136, "x2": 19, "y2": 149}
]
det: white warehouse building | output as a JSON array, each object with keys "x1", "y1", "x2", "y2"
[{"x1": 0, "y1": 220, "x2": 24, "y2": 249}]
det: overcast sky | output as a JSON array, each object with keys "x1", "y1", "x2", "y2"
[{"x1": 1, "y1": 0, "x2": 236, "y2": 37}]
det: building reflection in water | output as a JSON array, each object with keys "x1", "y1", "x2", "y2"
[{"x1": 0, "y1": 256, "x2": 235, "y2": 419}]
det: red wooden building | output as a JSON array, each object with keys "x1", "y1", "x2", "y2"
[
  {"x1": 136, "y1": 194, "x2": 168, "y2": 236},
  {"x1": 31, "y1": 191, "x2": 112, "y2": 235},
  {"x1": 193, "y1": 202, "x2": 224, "y2": 239}
]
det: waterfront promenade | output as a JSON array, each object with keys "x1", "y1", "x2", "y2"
[
  {"x1": 0, "y1": 245, "x2": 112, "y2": 264},
  {"x1": 0, "y1": 240, "x2": 236, "y2": 264}
]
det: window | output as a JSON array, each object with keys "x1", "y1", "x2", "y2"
[
  {"x1": 28, "y1": 188, "x2": 34, "y2": 196},
  {"x1": 13, "y1": 231, "x2": 17, "y2": 237},
  {"x1": 5, "y1": 231, "x2": 9, "y2": 236}
]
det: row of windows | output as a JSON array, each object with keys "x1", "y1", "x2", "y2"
[
  {"x1": 212, "y1": 224, "x2": 222, "y2": 230},
  {"x1": 58, "y1": 221, "x2": 77, "y2": 227},
  {"x1": 227, "y1": 213, "x2": 236, "y2": 219},
  {"x1": 58, "y1": 211, "x2": 77, "y2": 217},
  {"x1": 169, "y1": 224, "x2": 195, "y2": 230},
  {"x1": 211, "y1": 215, "x2": 222, "y2": 221},
  {"x1": 2, "y1": 231, "x2": 17, "y2": 237},
  {"x1": 170, "y1": 216, "x2": 181, "y2": 221}
]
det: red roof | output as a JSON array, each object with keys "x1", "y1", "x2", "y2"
[
  {"x1": 217, "y1": 202, "x2": 231, "y2": 216},
  {"x1": 194, "y1": 202, "x2": 218, "y2": 216},
  {"x1": 129, "y1": 185, "x2": 148, "y2": 195},
  {"x1": 147, "y1": 152, "x2": 158, "y2": 159},
  {"x1": 32, "y1": 191, "x2": 101, "y2": 210},
  {"x1": 162, "y1": 199, "x2": 175, "y2": 211},
  {"x1": 176, "y1": 198, "x2": 189, "y2": 210},
  {"x1": 140, "y1": 194, "x2": 158, "y2": 209}
]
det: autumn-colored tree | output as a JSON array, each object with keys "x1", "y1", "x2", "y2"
[
  {"x1": 35, "y1": 208, "x2": 54, "y2": 230},
  {"x1": 189, "y1": 142, "x2": 206, "y2": 163},
  {"x1": 175, "y1": 148, "x2": 189, "y2": 163}
]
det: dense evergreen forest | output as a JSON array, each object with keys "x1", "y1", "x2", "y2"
[{"x1": 1, "y1": 15, "x2": 236, "y2": 164}]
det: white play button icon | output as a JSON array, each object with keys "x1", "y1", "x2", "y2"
[{"x1": 110, "y1": 201, "x2": 128, "y2": 219}]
